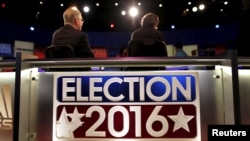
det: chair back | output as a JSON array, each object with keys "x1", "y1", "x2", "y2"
[
  {"x1": 44, "y1": 45, "x2": 82, "y2": 71},
  {"x1": 128, "y1": 39, "x2": 168, "y2": 57},
  {"x1": 127, "y1": 39, "x2": 168, "y2": 70},
  {"x1": 45, "y1": 45, "x2": 75, "y2": 58}
]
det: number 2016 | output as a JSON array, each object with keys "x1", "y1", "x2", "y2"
[{"x1": 85, "y1": 105, "x2": 168, "y2": 137}]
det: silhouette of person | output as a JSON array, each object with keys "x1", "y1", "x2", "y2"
[
  {"x1": 49, "y1": 6, "x2": 94, "y2": 71},
  {"x1": 174, "y1": 42, "x2": 188, "y2": 57},
  {"x1": 127, "y1": 13, "x2": 167, "y2": 71},
  {"x1": 237, "y1": 0, "x2": 250, "y2": 56},
  {"x1": 130, "y1": 12, "x2": 166, "y2": 41},
  {"x1": 51, "y1": 6, "x2": 94, "y2": 58}
]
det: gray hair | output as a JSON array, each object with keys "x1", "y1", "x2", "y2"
[{"x1": 63, "y1": 7, "x2": 81, "y2": 24}]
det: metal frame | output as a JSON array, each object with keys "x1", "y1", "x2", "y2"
[{"x1": 0, "y1": 50, "x2": 246, "y2": 141}]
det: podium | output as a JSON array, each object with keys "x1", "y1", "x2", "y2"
[{"x1": 0, "y1": 50, "x2": 249, "y2": 141}]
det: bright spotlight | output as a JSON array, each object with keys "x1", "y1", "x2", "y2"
[
  {"x1": 215, "y1": 24, "x2": 220, "y2": 29},
  {"x1": 192, "y1": 6, "x2": 198, "y2": 12},
  {"x1": 121, "y1": 10, "x2": 126, "y2": 16},
  {"x1": 30, "y1": 26, "x2": 35, "y2": 31},
  {"x1": 171, "y1": 25, "x2": 175, "y2": 29},
  {"x1": 83, "y1": 6, "x2": 90, "y2": 13},
  {"x1": 199, "y1": 4, "x2": 205, "y2": 11},
  {"x1": 110, "y1": 23, "x2": 115, "y2": 28},
  {"x1": 129, "y1": 7, "x2": 138, "y2": 17}
]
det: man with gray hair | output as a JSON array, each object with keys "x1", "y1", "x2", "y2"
[{"x1": 51, "y1": 6, "x2": 94, "y2": 59}]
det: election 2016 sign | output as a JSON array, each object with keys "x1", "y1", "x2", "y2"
[{"x1": 53, "y1": 72, "x2": 201, "y2": 141}]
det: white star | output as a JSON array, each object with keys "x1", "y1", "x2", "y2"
[
  {"x1": 56, "y1": 107, "x2": 76, "y2": 138},
  {"x1": 168, "y1": 107, "x2": 194, "y2": 132},
  {"x1": 56, "y1": 107, "x2": 85, "y2": 139},
  {"x1": 67, "y1": 107, "x2": 85, "y2": 137}
]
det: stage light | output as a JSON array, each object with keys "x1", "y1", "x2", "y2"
[
  {"x1": 129, "y1": 7, "x2": 138, "y2": 17},
  {"x1": 192, "y1": 6, "x2": 198, "y2": 12},
  {"x1": 121, "y1": 10, "x2": 126, "y2": 16},
  {"x1": 215, "y1": 24, "x2": 220, "y2": 29},
  {"x1": 198, "y1": 4, "x2": 205, "y2": 11},
  {"x1": 1, "y1": 3, "x2": 6, "y2": 8},
  {"x1": 83, "y1": 6, "x2": 90, "y2": 13},
  {"x1": 171, "y1": 25, "x2": 175, "y2": 29},
  {"x1": 30, "y1": 26, "x2": 35, "y2": 31},
  {"x1": 110, "y1": 23, "x2": 115, "y2": 28}
]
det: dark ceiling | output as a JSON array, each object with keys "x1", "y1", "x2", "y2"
[{"x1": 0, "y1": 0, "x2": 243, "y2": 32}]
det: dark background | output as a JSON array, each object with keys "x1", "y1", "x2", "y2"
[
  {"x1": 0, "y1": 0, "x2": 243, "y2": 57},
  {"x1": 0, "y1": 0, "x2": 242, "y2": 32}
]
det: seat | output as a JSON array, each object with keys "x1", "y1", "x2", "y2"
[
  {"x1": 127, "y1": 39, "x2": 168, "y2": 70},
  {"x1": 45, "y1": 45, "x2": 75, "y2": 58},
  {"x1": 128, "y1": 39, "x2": 168, "y2": 57},
  {"x1": 44, "y1": 45, "x2": 90, "y2": 71}
]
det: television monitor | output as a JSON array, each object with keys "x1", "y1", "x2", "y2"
[{"x1": 0, "y1": 39, "x2": 13, "y2": 57}]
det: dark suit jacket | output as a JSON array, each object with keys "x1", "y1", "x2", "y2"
[
  {"x1": 128, "y1": 27, "x2": 167, "y2": 71},
  {"x1": 50, "y1": 24, "x2": 94, "y2": 71},
  {"x1": 131, "y1": 27, "x2": 165, "y2": 41},
  {"x1": 237, "y1": 9, "x2": 250, "y2": 56},
  {"x1": 52, "y1": 24, "x2": 94, "y2": 58}
]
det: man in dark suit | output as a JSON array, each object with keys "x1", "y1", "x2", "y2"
[{"x1": 51, "y1": 6, "x2": 94, "y2": 58}]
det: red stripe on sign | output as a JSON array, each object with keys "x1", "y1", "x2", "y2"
[{"x1": 55, "y1": 105, "x2": 197, "y2": 139}]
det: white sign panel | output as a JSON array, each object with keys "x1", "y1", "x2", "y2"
[
  {"x1": 53, "y1": 71, "x2": 201, "y2": 141},
  {"x1": 0, "y1": 72, "x2": 15, "y2": 141}
]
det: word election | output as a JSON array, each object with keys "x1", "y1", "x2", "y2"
[{"x1": 56, "y1": 75, "x2": 196, "y2": 103}]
